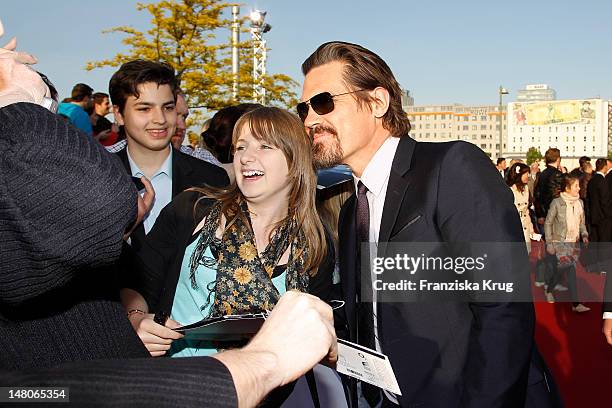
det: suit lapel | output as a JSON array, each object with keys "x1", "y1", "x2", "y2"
[
  {"x1": 115, "y1": 147, "x2": 131, "y2": 174},
  {"x1": 130, "y1": 224, "x2": 146, "y2": 251},
  {"x1": 114, "y1": 147, "x2": 146, "y2": 248},
  {"x1": 378, "y1": 136, "x2": 417, "y2": 247}
]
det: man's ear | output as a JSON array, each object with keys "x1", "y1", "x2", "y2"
[
  {"x1": 370, "y1": 87, "x2": 390, "y2": 119},
  {"x1": 113, "y1": 105, "x2": 124, "y2": 125}
]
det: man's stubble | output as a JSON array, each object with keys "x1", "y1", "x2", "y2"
[{"x1": 311, "y1": 125, "x2": 344, "y2": 169}]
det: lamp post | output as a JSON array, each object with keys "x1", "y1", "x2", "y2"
[
  {"x1": 231, "y1": 6, "x2": 240, "y2": 101},
  {"x1": 249, "y1": 10, "x2": 271, "y2": 104},
  {"x1": 498, "y1": 85, "x2": 509, "y2": 159}
]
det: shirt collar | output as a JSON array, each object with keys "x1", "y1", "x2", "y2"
[
  {"x1": 126, "y1": 146, "x2": 173, "y2": 179},
  {"x1": 353, "y1": 136, "x2": 400, "y2": 197}
]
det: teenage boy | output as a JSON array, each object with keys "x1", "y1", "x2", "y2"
[{"x1": 109, "y1": 59, "x2": 228, "y2": 249}]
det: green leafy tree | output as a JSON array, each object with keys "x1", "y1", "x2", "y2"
[
  {"x1": 86, "y1": 0, "x2": 298, "y2": 123},
  {"x1": 526, "y1": 147, "x2": 543, "y2": 165}
]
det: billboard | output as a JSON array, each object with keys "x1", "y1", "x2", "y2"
[{"x1": 511, "y1": 100, "x2": 597, "y2": 126}]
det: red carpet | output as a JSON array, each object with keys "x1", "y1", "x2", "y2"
[{"x1": 531, "y1": 261, "x2": 612, "y2": 407}]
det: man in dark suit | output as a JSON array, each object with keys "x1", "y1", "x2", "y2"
[
  {"x1": 587, "y1": 159, "x2": 610, "y2": 274},
  {"x1": 602, "y1": 163, "x2": 612, "y2": 344},
  {"x1": 496, "y1": 157, "x2": 507, "y2": 178},
  {"x1": 534, "y1": 148, "x2": 562, "y2": 226},
  {"x1": 587, "y1": 158, "x2": 609, "y2": 236},
  {"x1": 300, "y1": 42, "x2": 559, "y2": 407},
  {"x1": 108, "y1": 60, "x2": 229, "y2": 251},
  {"x1": 534, "y1": 148, "x2": 564, "y2": 297}
]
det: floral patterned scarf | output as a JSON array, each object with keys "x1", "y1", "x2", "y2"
[{"x1": 189, "y1": 201, "x2": 308, "y2": 318}]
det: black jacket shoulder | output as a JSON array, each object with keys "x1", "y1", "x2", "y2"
[{"x1": 174, "y1": 149, "x2": 229, "y2": 189}]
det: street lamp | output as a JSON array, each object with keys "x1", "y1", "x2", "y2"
[
  {"x1": 231, "y1": 6, "x2": 240, "y2": 101},
  {"x1": 249, "y1": 10, "x2": 271, "y2": 104},
  {"x1": 498, "y1": 85, "x2": 509, "y2": 159}
]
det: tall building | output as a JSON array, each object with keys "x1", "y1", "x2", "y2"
[
  {"x1": 506, "y1": 99, "x2": 609, "y2": 161},
  {"x1": 401, "y1": 89, "x2": 414, "y2": 110},
  {"x1": 406, "y1": 104, "x2": 507, "y2": 159},
  {"x1": 516, "y1": 84, "x2": 557, "y2": 103}
]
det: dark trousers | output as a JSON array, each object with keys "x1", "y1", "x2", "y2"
[
  {"x1": 565, "y1": 264, "x2": 580, "y2": 306},
  {"x1": 543, "y1": 254, "x2": 559, "y2": 293},
  {"x1": 535, "y1": 259, "x2": 546, "y2": 283},
  {"x1": 535, "y1": 223, "x2": 547, "y2": 283},
  {"x1": 545, "y1": 263, "x2": 580, "y2": 306}
]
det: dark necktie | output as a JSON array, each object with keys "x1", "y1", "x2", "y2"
[{"x1": 356, "y1": 181, "x2": 382, "y2": 406}]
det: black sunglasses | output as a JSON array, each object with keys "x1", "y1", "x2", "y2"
[{"x1": 297, "y1": 89, "x2": 364, "y2": 121}]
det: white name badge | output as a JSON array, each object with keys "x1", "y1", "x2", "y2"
[{"x1": 336, "y1": 338, "x2": 402, "y2": 395}]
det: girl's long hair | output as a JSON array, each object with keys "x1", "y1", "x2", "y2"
[
  {"x1": 190, "y1": 107, "x2": 326, "y2": 276},
  {"x1": 506, "y1": 162, "x2": 530, "y2": 193}
]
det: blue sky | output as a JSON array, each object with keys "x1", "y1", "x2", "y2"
[{"x1": 3, "y1": 0, "x2": 612, "y2": 107}]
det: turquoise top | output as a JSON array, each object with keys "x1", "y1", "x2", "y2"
[
  {"x1": 169, "y1": 238, "x2": 286, "y2": 357},
  {"x1": 57, "y1": 102, "x2": 93, "y2": 136}
]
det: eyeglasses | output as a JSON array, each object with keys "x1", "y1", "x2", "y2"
[{"x1": 297, "y1": 89, "x2": 364, "y2": 121}]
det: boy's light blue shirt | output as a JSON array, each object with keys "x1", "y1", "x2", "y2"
[{"x1": 126, "y1": 146, "x2": 173, "y2": 234}]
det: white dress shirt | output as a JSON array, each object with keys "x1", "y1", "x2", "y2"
[{"x1": 353, "y1": 136, "x2": 400, "y2": 405}]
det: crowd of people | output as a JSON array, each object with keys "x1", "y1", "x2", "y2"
[
  {"x1": 1, "y1": 19, "x2": 611, "y2": 407},
  {"x1": 502, "y1": 150, "x2": 612, "y2": 316}
]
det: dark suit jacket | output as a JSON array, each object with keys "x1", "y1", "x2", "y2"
[
  {"x1": 604, "y1": 272, "x2": 612, "y2": 315},
  {"x1": 605, "y1": 273, "x2": 612, "y2": 313},
  {"x1": 338, "y1": 136, "x2": 543, "y2": 407},
  {"x1": 604, "y1": 174, "x2": 612, "y2": 311},
  {"x1": 114, "y1": 146, "x2": 229, "y2": 250},
  {"x1": 604, "y1": 172, "x2": 612, "y2": 217},
  {"x1": 535, "y1": 165, "x2": 562, "y2": 219},
  {"x1": 587, "y1": 173, "x2": 609, "y2": 226}
]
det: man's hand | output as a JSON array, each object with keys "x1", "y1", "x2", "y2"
[
  {"x1": 128, "y1": 312, "x2": 183, "y2": 357},
  {"x1": 603, "y1": 319, "x2": 612, "y2": 346},
  {"x1": 537, "y1": 217, "x2": 545, "y2": 225},
  {"x1": 246, "y1": 291, "x2": 337, "y2": 385},
  {"x1": 124, "y1": 176, "x2": 155, "y2": 240},
  {"x1": 213, "y1": 291, "x2": 337, "y2": 408},
  {"x1": 0, "y1": 20, "x2": 49, "y2": 108}
]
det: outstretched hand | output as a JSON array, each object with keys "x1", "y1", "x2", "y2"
[
  {"x1": 0, "y1": 19, "x2": 50, "y2": 108},
  {"x1": 212, "y1": 291, "x2": 337, "y2": 408},
  {"x1": 244, "y1": 291, "x2": 337, "y2": 385}
]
